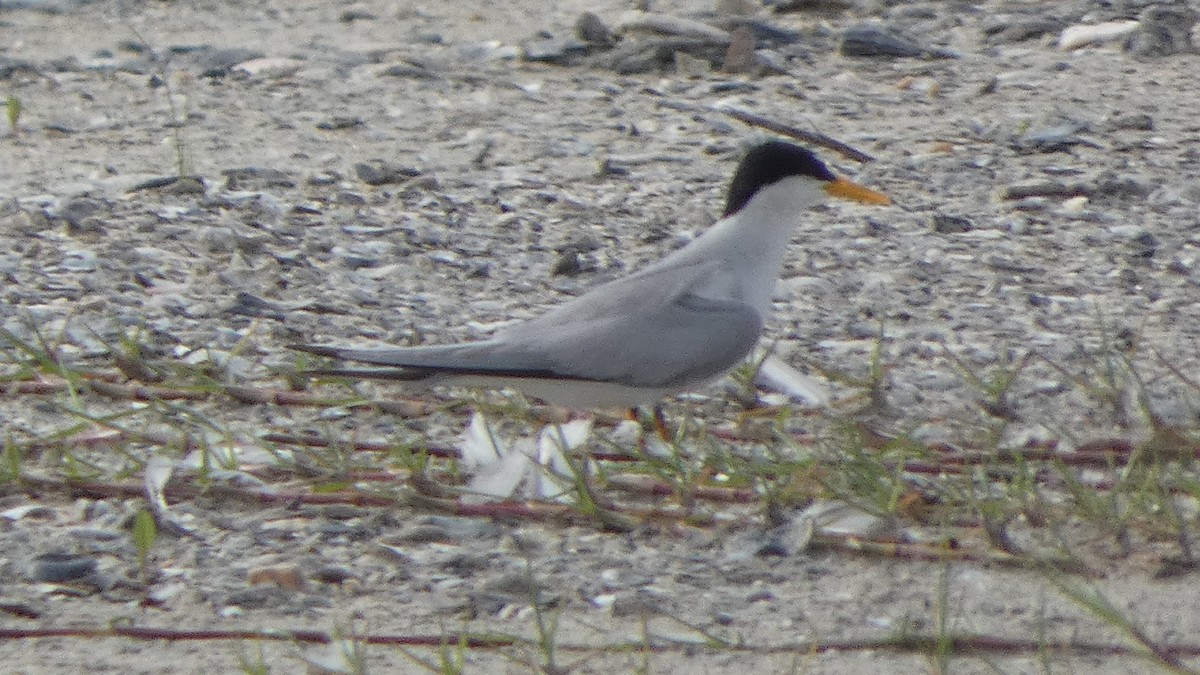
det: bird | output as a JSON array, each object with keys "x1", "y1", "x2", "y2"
[{"x1": 294, "y1": 140, "x2": 889, "y2": 411}]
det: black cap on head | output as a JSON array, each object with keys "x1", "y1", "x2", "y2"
[{"x1": 722, "y1": 141, "x2": 836, "y2": 217}]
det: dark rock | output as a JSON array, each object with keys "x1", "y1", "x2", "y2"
[
  {"x1": 380, "y1": 63, "x2": 443, "y2": 80},
  {"x1": 128, "y1": 175, "x2": 207, "y2": 194},
  {"x1": 766, "y1": 0, "x2": 856, "y2": 13},
  {"x1": 715, "y1": 17, "x2": 804, "y2": 47},
  {"x1": 1124, "y1": 6, "x2": 1197, "y2": 58},
  {"x1": 313, "y1": 566, "x2": 356, "y2": 585},
  {"x1": 1091, "y1": 172, "x2": 1153, "y2": 203},
  {"x1": 161, "y1": 176, "x2": 207, "y2": 195},
  {"x1": 55, "y1": 197, "x2": 106, "y2": 229},
  {"x1": 591, "y1": 38, "x2": 728, "y2": 74},
  {"x1": 983, "y1": 17, "x2": 1065, "y2": 44},
  {"x1": 316, "y1": 116, "x2": 365, "y2": 131},
  {"x1": 222, "y1": 585, "x2": 295, "y2": 609},
  {"x1": 840, "y1": 24, "x2": 958, "y2": 59},
  {"x1": 1001, "y1": 181, "x2": 1088, "y2": 200},
  {"x1": 340, "y1": 8, "x2": 376, "y2": 22},
  {"x1": 354, "y1": 160, "x2": 421, "y2": 186},
  {"x1": 186, "y1": 47, "x2": 265, "y2": 77},
  {"x1": 522, "y1": 35, "x2": 590, "y2": 64},
  {"x1": 931, "y1": 213, "x2": 973, "y2": 234},
  {"x1": 1011, "y1": 123, "x2": 1093, "y2": 153},
  {"x1": 227, "y1": 291, "x2": 286, "y2": 320},
  {"x1": 576, "y1": 12, "x2": 616, "y2": 47},
  {"x1": 31, "y1": 552, "x2": 97, "y2": 582},
  {"x1": 1129, "y1": 231, "x2": 1158, "y2": 259},
  {"x1": 222, "y1": 167, "x2": 295, "y2": 190},
  {"x1": 0, "y1": 0, "x2": 97, "y2": 14},
  {"x1": 0, "y1": 56, "x2": 39, "y2": 79},
  {"x1": 1106, "y1": 112, "x2": 1154, "y2": 131}
]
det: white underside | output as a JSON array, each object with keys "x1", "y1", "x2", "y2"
[{"x1": 431, "y1": 374, "x2": 703, "y2": 410}]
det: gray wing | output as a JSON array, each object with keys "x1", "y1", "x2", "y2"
[{"x1": 295, "y1": 259, "x2": 763, "y2": 388}]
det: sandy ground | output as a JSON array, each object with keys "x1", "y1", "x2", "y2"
[{"x1": 3, "y1": 0, "x2": 1200, "y2": 672}]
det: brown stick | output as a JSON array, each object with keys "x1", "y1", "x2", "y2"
[{"x1": 719, "y1": 107, "x2": 877, "y2": 163}]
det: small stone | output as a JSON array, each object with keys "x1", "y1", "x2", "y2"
[
  {"x1": 840, "y1": 24, "x2": 956, "y2": 59},
  {"x1": 522, "y1": 35, "x2": 589, "y2": 64},
  {"x1": 756, "y1": 516, "x2": 814, "y2": 557},
  {"x1": 1129, "y1": 231, "x2": 1158, "y2": 259},
  {"x1": 617, "y1": 11, "x2": 732, "y2": 42},
  {"x1": 610, "y1": 588, "x2": 670, "y2": 617},
  {"x1": 223, "y1": 585, "x2": 295, "y2": 609},
  {"x1": 1, "y1": 505, "x2": 56, "y2": 521},
  {"x1": 802, "y1": 500, "x2": 890, "y2": 538},
  {"x1": 31, "y1": 552, "x2": 97, "y2": 583},
  {"x1": 189, "y1": 47, "x2": 265, "y2": 77},
  {"x1": 247, "y1": 564, "x2": 306, "y2": 591},
  {"x1": 0, "y1": 600, "x2": 42, "y2": 620},
  {"x1": 931, "y1": 213, "x2": 973, "y2": 234},
  {"x1": 1124, "y1": 6, "x2": 1197, "y2": 58},
  {"x1": 354, "y1": 160, "x2": 421, "y2": 186},
  {"x1": 983, "y1": 17, "x2": 1064, "y2": 45},
  {"x1": 231, "y1": 57, "x2": 304, "y2": 79},
  {"x1": 1001, "y1": 181, "x2": 1087, "y2": 200},
  {"x1": 1012, "y1": 123, "x2": 1089, "y2": 153},
  {"x1": 317, "y1": 117, "x2": 365, "y2": 131},
  {"x1": 340, "y1": 8, "x2": 377, "y2": 22},
  {"x1": 576, "y1": 12, "x2": 616, "y2": 47},
  {"x1": 380, "y1": 62, "x2": 442, "y2": 80},
  {"x1": 1058, "y1": 21, "x2": 1139, "y2": 51},
  {"x1": 222, "y1": 167, "x2": 295, "y2": 190},
  {"x1": 162, "y1": 176, "x2": 207, "y2": 195},
  {"x1": 721, "y1": 25, "x2": 757, "y2": 73},
  {"x1": 1106, "y1": 112, "x2": 1154, "y2": 131},
  {"x1": 551, "y1": 251, "x2": 587, "y2": 276},
  {"x1": 313, "y1": 566, "x2": 356, "y2": 585}
]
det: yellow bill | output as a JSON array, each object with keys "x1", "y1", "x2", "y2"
[{"x1": 825, "y1": 176, "x2": 891, "y2": 205}]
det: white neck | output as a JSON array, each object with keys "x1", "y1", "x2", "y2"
[{"x1": 665, "y1": 176, "x2": 827, "y2": 313}]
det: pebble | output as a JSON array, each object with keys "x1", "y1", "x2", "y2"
[
  {"x1": 931, "y1": 213, "x2": 973, "y2": 234},
  {"x1": 247, "y1": 563, "x2": 306, "y2": 591},
  {"x1": 231, "y1": 57, "x2": 304, "y2": 79},
  {"x1": 1124, "y1": 5, "x2": 1198, "y2": 58},
  {"x1": 186, "y1": 47, "x2": 266, "y2": 77},
  {"x1": 30, "y1": 552, "x2": 97, "y2": 583},
  {"x1": 1106, "y1": 112, "x2": 1154, "y2": 131},
  {"x1": 0, "y1": 505, "x2": 56, "y2": 521},
  {"x1": 983, "y1": 17, "x2": 1064, "y2": 45},
  {"x1": 353, "y1": 160, "x2": 422, "y2": 186},
  {"x1": 455, "y1": 41, "x2": 521, "y2": 62},
  {"x1": 317, "y1": 116, "x2": 365, "y2": 131},
  {"x1": 313, "y1": 565, "x2": 356, "y2": 585},
  {"x1": 801, "y1": 500, "x2": 890, "y2": 538},
  {"x1": 1011, "y1": 123, "x2": 1091, "y2": 153},
  {"x1": 379, "y1": 62, "x2": 442, "y2": 80},
  {"x1": 617, "y1": 11, "x2": 732, "y2": 42},
  {"x1": 1058, "y1": 21, "x2": 1139, "y2": 50},
  {"x1": 522, "y1": 35, "x2": 589, "y2": 64},
  {"x1": 754, "y1": 516, "x2": 815, "y2": 557},
  {"x1": 840, "y1": 24, "x2": 957, "y2": 59},
  {"x1": 221, "y1": 167, "x2": 295, "y2": 190},
  {"x1": 575, "y1": 12, "x2": 616, "y2": 47},
  {"x1": 609, "y1": 587, "x2": 671, "y2": 617},
  {"x1": 222, "y1": 585, "x2": 297, "y2": 609}
]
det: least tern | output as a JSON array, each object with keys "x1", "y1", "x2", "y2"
[{"x1": 295, "y1": 140, "x2": 889, "y2": 409}]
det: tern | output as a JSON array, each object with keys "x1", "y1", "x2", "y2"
[{"x1": 295, "y1": 140, "x2": 889, "y2": 410}]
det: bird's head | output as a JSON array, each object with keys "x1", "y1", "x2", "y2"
[{"x1": 722, "y1": 140, "x2": 890, "y2": 218}]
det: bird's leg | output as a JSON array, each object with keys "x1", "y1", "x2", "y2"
[
  {"x1": 652, "y1": 404, "x2": 670, "y2": 441},
  {"x1": 626, "y1": 405, "x2": 672, "y2": 442}
]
